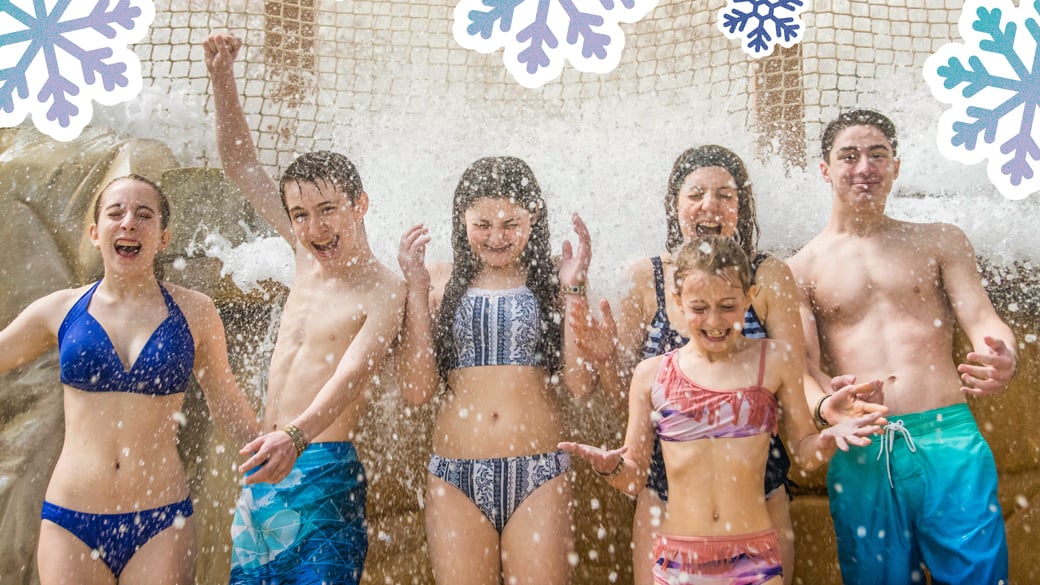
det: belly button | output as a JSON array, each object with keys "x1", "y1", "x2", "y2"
[
  {"x1": 713, "y1": 509, "x2": 720, "y2": 521},
  {"x1": 491, "y1": 412, "x2": 499, "y2": 421},
  {"x1": 114, "y1": 461, "x2": 120, "y2": 470}
]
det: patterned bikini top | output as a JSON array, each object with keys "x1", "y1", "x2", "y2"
[
  {"x1": 652, "y1": 343, "x2": 778, "y2": 442},
  {"x1": 641, "y1": 253, "x2": 768, "y2": 359},
  {"x1": 450, "y1": 286, "x2": 542, "y2": 369},
  {"x1": 58, "y1": 281, "x2": 195, "y2": 395}
]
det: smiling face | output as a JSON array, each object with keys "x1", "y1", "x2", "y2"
[
  {"x1": 676, "y1": 166, "x2": 741, "y2": 241},
  {"x1": 821, "y1": 124, "x2": 901, "y2": 211},
  {"x1": 283, "y1": 178, "x2": 368, "y2": 263},
  {"x1": 463, "y1": 197, "x2": 535, "y2": 270},
  {"x1": 89, "y1": 178, "x2": 170, "y2": 273},
  {"x1": 674, "y1": 268, "x2": 753, "y2": 354}
]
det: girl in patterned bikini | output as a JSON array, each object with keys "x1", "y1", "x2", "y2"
[
  {"x1": 561, "y1": 235, "x2": 881, "y2": 585},
  {"x1": 397, "y1": 156, "x2": 596, "y2": 585}
]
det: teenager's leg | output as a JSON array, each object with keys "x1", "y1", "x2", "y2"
[
  {"x1": 632, "y1": 489, "x2": 666, "y2": 585},
  {"x1": 37, "y1": 521, "x2": 116, "y2": 585},
  {"x1": 501, "y1": 474, "x2": 573, "y2": 585},
  {"x1": 119, "y1": 517, "x2": 197, "y2": 585},
  {"x1": 426, "y1": 474, "x2": 502, "y2": 585},
  {"x1": 766, "y1": 486, "x2": 795, "y2": 585}
]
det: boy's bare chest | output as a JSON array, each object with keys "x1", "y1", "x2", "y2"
[{"x1": 809, "y1": 238, "x2": 942, "y2": 319}]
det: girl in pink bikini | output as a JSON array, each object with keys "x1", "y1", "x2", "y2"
[{"x1": 561, "y1": 236, "x2": 881, "y2": 585}]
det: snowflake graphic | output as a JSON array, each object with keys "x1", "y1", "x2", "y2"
[
  {"x1": 924, "y1": 0, "x2": 1040, "y2": 199},
  {"x1": 716, "y1": 0, "x2": 807, "y2": 58},
  {"x1": 0, "y1": 0, "x2": 155, "y2": 142},
  {"x1": 452, "y1": 0, "x2": 658, "y2": 88}
]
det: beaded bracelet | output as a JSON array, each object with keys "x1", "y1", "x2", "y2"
[
  {"x1": 561, "y1": 283, "x2": 587, "y2": 296},
  {"x1": 813, "y1": 395, "x2": 832, "y2": 428},
  {"x1": 596, "y1": 456, "x2": 625, "y2": 478},
  {"x1": 282, "y1": 423, "x2": 309, "y2": 456}
]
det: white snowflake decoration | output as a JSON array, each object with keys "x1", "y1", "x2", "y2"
[
  {"x1": 453, "y1": 0, "x2": 658, "y2": 89},
  {"x1": 716, "y1": 0, "x2": 807, "y2": 58},
  {"x1": 0, "y1": 0, "x2": 155, "y2": 142},
  {"x1": 924, "y1": 0, "x2": 1040, "y2": 200}
]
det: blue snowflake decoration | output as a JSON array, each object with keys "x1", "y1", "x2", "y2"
[
  {"x1": 716, "y1": 0, "x2": 807, "y2": 58},
  {"x1": 0, "y1": 0, "x2": 155, "y2": 142},
  {"x1": 925, "y1": 0, "x2": 1040, "y2": 199},
  {"x1": 453, "y1": 0, "x2": 658, "y2": 88}
]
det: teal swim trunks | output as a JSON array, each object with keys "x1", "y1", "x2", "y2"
[
  {"x1": 230, "y1": 442, "x2": 368, "y2": 585},
  {"x1": 827, "y1": 403, "x2": 1007, "y2": 585}
]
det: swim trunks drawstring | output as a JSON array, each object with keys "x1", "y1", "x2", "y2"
[{"x1": 877, "y1": 420, "x2": 917, "y2": 488}]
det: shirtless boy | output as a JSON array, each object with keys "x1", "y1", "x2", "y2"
[
  {"x1": 204, "y1": 33, "x2": 406, "y2": 584},
  {"x1": 789, "y1": 109, "x2": 1016, "y2": 585}
]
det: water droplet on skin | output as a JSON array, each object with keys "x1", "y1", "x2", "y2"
[
  {"x1": 933, "y1": 319, "x2": 943, "y2": 327},
  {"x1": 567, "y1": 552, "x2": 580, "y2": 566},
  {"x1": 173, "y1": 411, "x2": 187, "y2": 426},
  {"x1": 458, "y1": 408, "x2": 469, "y2": 419},
  {"x1": 121, "y1": 447, "x2": 130, "y2": 457},
  {"x1": 173, "y1": 515, "x2": 187, "y2": 529}
]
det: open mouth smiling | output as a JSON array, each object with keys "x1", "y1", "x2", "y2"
[
  {"x1": 694, "y1": 223, "x2": 723, "y2": 237},
  {"x1": 311, "y1": 235, "x2": 339, "y2": 254},
  {"x1": 114, "y1": 239, "x2": 141, "y2": 257}
]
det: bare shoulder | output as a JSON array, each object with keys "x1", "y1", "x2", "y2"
[
  {"x1": 428, "y1": 261, "x2": 453, "y2": 288},
  {"x1": 162, "y1": 282, "x2": 217, "y2": 310},
  {"x1": 753, "y1": 255, "x2": 796, "y2": 288},
  {"x1": 160, "y1": 282, "x2": 222, "y2": 335},
  {"x1": 764, "y1": 338, "x2": 795, "y2": 363},
  {"x1": 26, "y1": 286, "x2": 92, "y2": 328},
  {"x1": 787, "y1": 235, "x2": 827, "y2": 276},
  {"x1": 632, "y1": 354, "x2": 665, "y2": 385}
]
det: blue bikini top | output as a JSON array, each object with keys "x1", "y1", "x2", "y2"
[
  {"x1": 641, "y1": 254, "x2": 768, "y2": 358},
  {"x1": 450, "y1": 286, "x2": 542, "y2": 370},
  {"x1": 58, "y1": 281, "x2": 195, "y2": 395}
]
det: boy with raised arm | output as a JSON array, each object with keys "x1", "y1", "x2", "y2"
[
  {"x1": 789, "y1": 109, "x2": 1016, "y2": 585},
  {"x1": 204, "y1": 33, "x2": 406, "y2": 585}
]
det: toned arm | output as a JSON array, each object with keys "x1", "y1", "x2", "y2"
[
  {"x1": 936, "y1": 224, "x2": 1017, "y2": 394},
  {"x1": 204, "y1": 33, "x2": 293, "y2": 242},
  {"x1": 176, "y1": 287, "x2": 261, "y2": 445},
  {"x1": 0, "y1": 291, "x2": 66, "y2": 373}
]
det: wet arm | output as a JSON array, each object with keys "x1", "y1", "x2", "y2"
[
  {"x1": 561, "y1": 294, "x2": 598, "y2": 398},
  {"x1": 190, "y1": 294, "x2": 261, "y2": 446},
  {"x1": 940, "y1": 225, "x2": 1017, "y2": 390},
  {"x1": 204, "y1": 33, "x2": 293, "y2": 242},
  {"x1": 397, "y1": 280, "x2": 440, "y2": 406},
  {"x1": 605, "y1": 358, "x2": 658, "y2": 495},
  {"x1": 0, "y1": 294, "x2": 62, "y2": 373}
]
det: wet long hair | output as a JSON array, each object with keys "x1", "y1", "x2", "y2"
[
  {"x1": 673, "y1": 235, "x2": 753, "y2": 294},
  {"x1": 664, "y1": 145, "x2": 759, "y2": 262},
  {"x1": 434, "y1": 156, "x2": 562, "y2": 379}
]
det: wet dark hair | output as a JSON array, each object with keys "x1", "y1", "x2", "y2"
[
  {"x1": 434, "y1": 156, "x2": 562, "y2": 379},
  {"x1": 664, "y1": 145, "x2": 759, "y2": 261},
  {"x1": 278, "y1": 150, "x2": 364, "y2": 214},
  {"x1": 821, "y1": 109, "x2": 898, "y2": 161},
  {"x1": 673, "y1": 235, "x2": 752, "y2": 294},
  {"x1": 94, "y1": 174, "x2": 170, "y2": 229}
]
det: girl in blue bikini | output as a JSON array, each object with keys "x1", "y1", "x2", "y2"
[
  {"x1": 0, "y1": 175, "x2": 263, "y2": 584},
  {"x1": 397, "y1": 156, "x2": 596, "y2": 585}
]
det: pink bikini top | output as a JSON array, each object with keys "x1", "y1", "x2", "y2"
[{"x1": 652, "y1": 344, "x2": 778, "y2": 442}]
